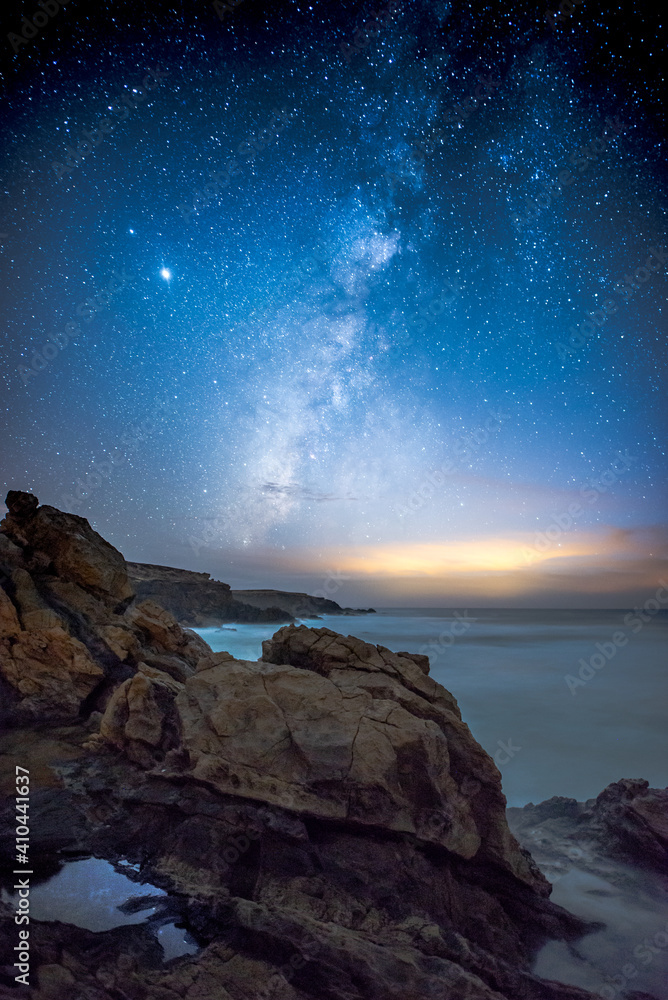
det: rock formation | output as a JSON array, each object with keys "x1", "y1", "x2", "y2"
[
  {"x1": 0, "y1": 491, "x2": 208, "y2": 722},
  {"x1": 0, "y1": 492, "x2": 626, "y2": 1000},
  {"x1": 125, "y1": 563, "x2": 375, "y2": 626},
  {"x1": 127, "y1": 563, "x2": 294, "y2": 626},
  {"x1": 231, "y1": 588, "x2": 376, "y2": 618},
  {"x1": 508, "y1": 778, "x2": 668, "y2": 879}
]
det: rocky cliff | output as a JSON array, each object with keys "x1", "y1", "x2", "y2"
[
  {"x1": 231, "y1": 588, "x2": 376, "y2": 618},
  {"x1": 125, "y1": 562, "x2": 374, "y2": 626},
  {"x1": 126, "y1": 562, "x2": 294, "y2": 627},
  {"x1": 0, "y1": 492, "x2": 614, "y2": 1000}
]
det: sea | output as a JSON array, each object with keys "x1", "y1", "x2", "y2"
[{"x1": 193, "y1": 607, "x2": 668, "y2": 808}]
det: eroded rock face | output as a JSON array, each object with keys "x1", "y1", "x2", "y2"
[
  {"x1": 127, "y1": 562, "x2": 295, "y2": 626},
  {"x1": 508, "y1": 778, "x2": 668, "y2": 878},
  {"x1": 4, "y1": 491, "x2": 132, "y2": 603},
  {"x1": 0, "y1": 493, "x2": 208, "y2": 722},
  {"x1": 100, "y1": 625, "x2": 544, "y2": 889}
]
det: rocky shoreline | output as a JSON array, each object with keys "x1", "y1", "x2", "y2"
[
  {"x1": 126, "y1": 562, "x2": 376, "y2": 628},
  {"x1": 0, "y1": 492, "x2": 664, "y2": 1000}
]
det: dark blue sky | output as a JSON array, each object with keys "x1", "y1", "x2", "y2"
[{"x1": 1, "y1": 0, "x2": 666, "y2": 605}]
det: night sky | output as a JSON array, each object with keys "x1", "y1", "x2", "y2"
[{"x1": 1, "y1": 0, "x2": 666, "y2": 606}]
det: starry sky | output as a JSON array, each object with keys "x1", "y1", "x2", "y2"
[{"x1": 1, "y1": 0, "x2": 666, "y2": 607}]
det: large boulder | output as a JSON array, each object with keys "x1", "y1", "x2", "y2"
[
  {"x1": 101, "y1": 625, "x2": 544, "y2": 889},
  {"x1": 3, "y1": 491, "x2": 133, "y2": 603}
]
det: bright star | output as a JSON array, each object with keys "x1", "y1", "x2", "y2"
[{"x1": 160, "y1": 268, "x2": 172, "y2": 280}]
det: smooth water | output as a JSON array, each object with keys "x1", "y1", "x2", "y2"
[
  {"x1": 532, "y1": 864, "x2": 668, "y2": 999},
  {"x1": 2, "y1": 858, "x2": 198, "y2": 961},
  {"x1": 194, "y1": 608, "x2": 668, "y2": 807}
]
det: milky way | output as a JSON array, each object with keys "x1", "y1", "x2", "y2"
[{"x1": 1, "y1": 0, "x2": 666, "y2": 604}]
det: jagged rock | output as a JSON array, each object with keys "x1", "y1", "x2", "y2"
[
  {"x1": 126, "y1": 599, "x2": 210, "y2": 668},
  {"x1": 509, "y1": 778, "x2": 668, "y2": 877},
  {"x1": 3, "y1": 496, "x2": 132, "y2": 603},
  {"x1": 0, "y1": 591, "x2": 103, "y2": 717},
  {"x1": 0, "y1": 492, "x2": 211, "y2": 722},
  {"x1": 101, "y1": 623, "x2": 543, "y2": 887}
]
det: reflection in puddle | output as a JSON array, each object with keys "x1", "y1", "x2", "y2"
[
  {"x1": 2, "y1": 857, "x2": 199, "y2": 962},
  {"x1": 157, "y1": 922, "x2": 200, "y2": 959}
]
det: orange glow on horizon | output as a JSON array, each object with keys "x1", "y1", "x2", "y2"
[{"x1": 234, "y1": 526, "x2": 667, "y2": 602}]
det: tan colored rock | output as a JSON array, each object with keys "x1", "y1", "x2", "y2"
[
  {"x1": 171, "y1": 655, "x2": 480, "y2": 858},
  {"x1": 98, "y1": 625, "x2": 141, "y2": 661},
  {"x1": 128, "y1": 600, "x2": 210, "y2": 667},
  {"x1": 97, "y1": 625, "x2": 541, "y2": 892},
  {"x1": 11, "y1": 567, "x2": 62, "y2": 630},
  {"x1": 100, "y1": 664, "x2": 183, "y2": 766},
  {"x1": 34, "y1": 963, "x2": 76, "y2": 1000},
  {"x1": 0, "y1": 580, "x2": 21, "y2": 635},
  {"x1": 0, "y1": 493, "x2": 214, "y2": 722},
  {"x1": 2, "y1": 497, "x2": 133, "y2": 602},
  {"x1": 1, "y1": 625, "x2": 103, "y2": 718}
]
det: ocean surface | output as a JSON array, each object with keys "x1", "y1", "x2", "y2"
[{"x1": 194, "y1": 607, "x2": 668, "y2": 807}]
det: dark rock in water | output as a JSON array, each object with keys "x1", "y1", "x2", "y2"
[
  {"x1": 0, "y1": 493, "x2": 643, "y2": 1000},
  {"x1": 508, "y1": 778, "x2": 668, "y2": 878},
  {"x1": 507, "y1": 782, "x2": 668, "y2": 1000},
  {"x1": 127, "y1": 562, "x2": 295, "y2": 626}
]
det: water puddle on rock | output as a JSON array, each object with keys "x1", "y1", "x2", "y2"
[{"x1": 2, "y1": 857, "x2": 199, "y2": 962}]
